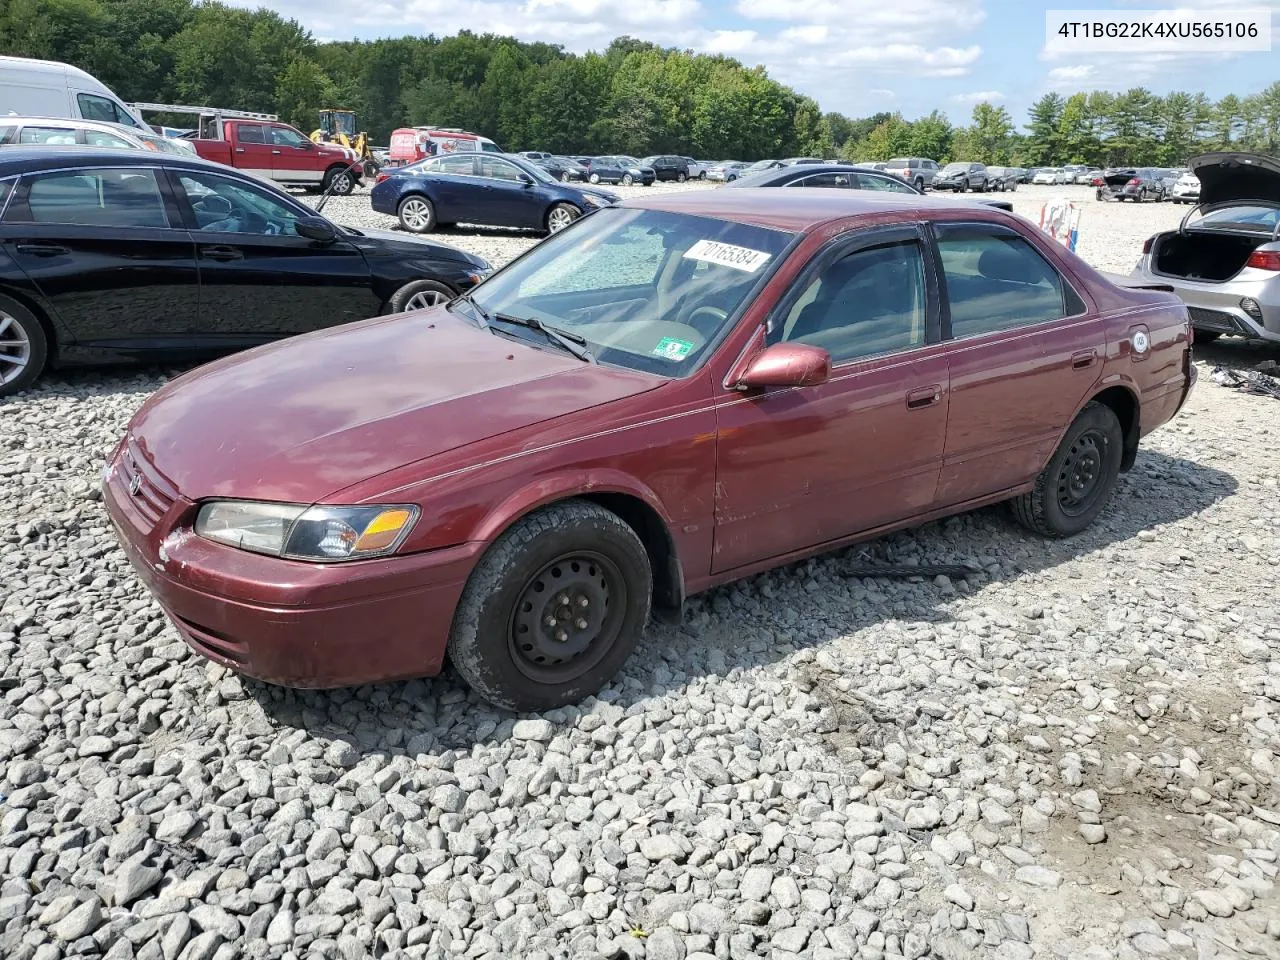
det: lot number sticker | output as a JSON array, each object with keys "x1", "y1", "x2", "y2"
[
  {"x1": 683, "y1": 239, "x2": 772, "y2": 273},
  {"x1": 652, "y1": 337, "x2": 695, "y2": 361}
]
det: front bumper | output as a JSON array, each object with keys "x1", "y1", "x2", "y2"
[{"x1": 102, "y1": 442, "x2": 481, "y2": 688}]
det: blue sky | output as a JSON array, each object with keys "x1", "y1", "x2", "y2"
[{"x1": 244, "y1": 0, "x2": 1279, "y2": 129}]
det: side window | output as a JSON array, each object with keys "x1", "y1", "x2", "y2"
[
  {"x1": 479, "y1": 157, "x2": 522, "y2": 181},
  {"x1": 0, "y1": 125, "x2": 15, "y2": 144},
  {"x1": 83, "y1": 130, "x2": 134, "y2": 149},
  {"x1": 437, "y1": 154, "x2": 476, "y2": 175},
  {"x1": 236, "y1": 125, "x2": 266, "y2": 144},
  {"x1": 786, "y1": 173, "x2": 850, "y2": 188},
  {"x1": 936, "y1": 225, "x2": 1070, "y2": 339},
  {"x1": 269, "y1": 127, "x2": 308, "y2": 148},
  {"x1": 177, "y1": 171, "x2": 301, "y2": 236},
  {"x1": 772, "y1": 238, "x2": 928, "y2": 363},
  {"x1": 14, "y1": 168, "x2": 168, "y2": 228},
  {"x1": 19, "y1": 127, "x2": 80, "y2": 145},
  {"x1": 857, "y1": 174, "x2": 914, "y2": 193},
  {"x1": 76, "y1": 93, "x2": 132, "y2": 126},
  {"x1": 0, "y1": 181, "x2": 12, "y2": 212}
]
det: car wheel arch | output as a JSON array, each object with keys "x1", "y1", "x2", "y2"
[
  {"x1": 0, "y1": 288, "x2": 59, "y2": 363},
  {"x1": 470, "y1": 476, "x2": 685, "y2": 615},
  {"x1": 1089, "y1": 384, "x2": 1141, "y2": 471}
]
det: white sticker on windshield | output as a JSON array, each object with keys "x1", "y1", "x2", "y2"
[{"x1": 683, "y1": 239, "x2": 772, "y2": 273}]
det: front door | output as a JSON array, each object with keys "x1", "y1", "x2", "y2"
[
  {"x1": 931, "y1": 221, "x2": 1104, "y2": 506},
  {"x1": 227, "y1": 123, "x2": 275, "y2": 182},
  {"x1": 712, "y1": 226, "x2": 950, "y2": 573},
  {"x1": 268, "y1": 125, "x2": 324, "y2": 186},
  {"x1": 421, "y1": 154, "x2": 480, "y2": 225},
  {"x1": 475, "y1": 156, "x2": 543, "y2": 229},
  {"x1": 0, "y1": 165, "x2": 200, "y2": 349},
  {"x1": 169, "y1": 168, "x2": 378, "y2": 344}
]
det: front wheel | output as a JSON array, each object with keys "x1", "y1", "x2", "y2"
[
  {"x1": 546, "y1": 202, "x2": 580, "y2": 234},
  {"x1": 324, "y1": 166, "x2": 355, "y2": 196},
  {"x1": 447, "y1": 500, "x2": 652, "y2": 712},
  {"x1": 698, "y1": 171, "x2": 707, "y2": 180},
  {"x1": 961, "y1": 180, "x2": 970, "y2": 193},
  {"x1": 560, "y1": 172, "x2": 571, "y2": 183},
  {"x1": 589, "y1": 173, "x2": 600, "y2": 184},
  {"x1": 387, "y1": 279, "x2": 454, "y2": 313},
  {"x1": 1011, "y1": 402, "x2": 1123, "y2": 538},
  {"x1": 397, "y1": 195, "x2": 435, "y2": 233},
  {"x1": 622, "y1": 174, "x2": 634, "y2": 186},
  {"x1": 0, "y1": 296, "x2": 48, "y2": 397}
]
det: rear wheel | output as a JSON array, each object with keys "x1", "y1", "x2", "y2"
[
  {"x1": 1011, "y1": 402, "x2": 1123, "y2": 538},
  {"x1": 387, "y1": 279, "x2": 454, "y2": 313},
  {"x1": 0, "y1": 296, "x2": 48, "y2": 397},
  {"x1": 397, "y1": 195, "x2": 435, "y2": 233},
  {"x1": 447, "y1": 500, "x2": 652, "y2": 712},
  {"x1": 677, "y1": 172, "x2": 687, "y2": 182},
  {"x1": 589, "y1": 173, "x2": 600, "y2": 184},
  {"x1": 546, "y1": 203, "x2": 580, "y2": 234}
]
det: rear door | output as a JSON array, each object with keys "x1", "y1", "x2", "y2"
[
  {"x1": 930, "y1": 221, "x2": 1103, "y2": 506},
  {"x1": 0, "y1": 165, "x2": 200, "y2": 348},
  {"x1": 421, "y1": 154, "x2": 480, "y2": 224},
  {"x1": 169, "y1": 167, "x2": 378, "y2": 342},
  {"x1": 225, "y1": 123, "x2": 274, "y2": 180}
]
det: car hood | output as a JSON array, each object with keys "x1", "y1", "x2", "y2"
[
  {"x1": 575, "y1": 185, "x2": 620, "y2": 204},
  {"x1": 128, "y1": 312, "x2": 660, "y2": 504},
  {"x1": 1189, "y1": 152, "x2": 1280, "y2": 207},
  {"x1": 342, "y1": 225, "x2": 487, "y2": 266}
]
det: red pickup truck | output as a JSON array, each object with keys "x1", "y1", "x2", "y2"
[{"x1": 190, "y1": 118, "x2": 362, "y2": 194}]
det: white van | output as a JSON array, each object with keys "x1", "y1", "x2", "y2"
[{"x1": 0, "y1": 56, "x2": 146, "y2": 131}]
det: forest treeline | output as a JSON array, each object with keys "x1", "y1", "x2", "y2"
[{"x1": 2, "y1": 0, "x2": 1278, "y2": 165}]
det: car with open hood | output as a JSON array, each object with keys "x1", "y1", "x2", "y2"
[
  {"x1": 1130, "y1": 152, "x2": 1280, "y2": 345},
  {"x1": 104, "y1": 188, "x2": 1195, "y2": 711},
  {"x1": 1096, "y1": 168, "x2": 1165, "y2": 202}
]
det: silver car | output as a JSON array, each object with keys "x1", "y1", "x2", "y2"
[
  {"x1": 0, "y1": 115, "x2": 196, "y2": 155},
  {"x1": 1131, "y1": 152, "x2": 1280, "y2": 345}
]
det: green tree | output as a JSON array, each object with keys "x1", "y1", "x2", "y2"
[{"x1": 1025, "y1": 92, "x2": 1064, "y2": 164}]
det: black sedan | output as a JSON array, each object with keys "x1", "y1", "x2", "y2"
[
  {"x1": 538, "y1": 156, "x2": 587, "y2": 182},
  {"x1": 725, "y1": 164, "x2": 1014, "y2": 212},
  {"x1": 0, "y1": 148, "x2": 492, "y2": 396}
]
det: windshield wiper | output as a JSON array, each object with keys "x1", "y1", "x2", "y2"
[
  {"x1": 492, "y1": 312, "x2": 594, "y2": 363},
  {"x1": 449, "y1": 292, "x2": 491, "y2": 329}
]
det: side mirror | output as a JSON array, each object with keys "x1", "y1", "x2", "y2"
[
  {"x1": 734, "y1": 343, "x2": 831, "y2": 390},
  {"x1": 518, "y1": 173, "x2": 534, "y2": 186},
  {"x1": 295, "y1": 215, "x2": 337, "y2": 243}
]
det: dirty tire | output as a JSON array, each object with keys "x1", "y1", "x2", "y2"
[
  {"x1": 1011, "y1": 401, "x2": 1123, "y2": 538},
  {"x1": 447, "y1": 500, "x2": 652, "y2": 712},
  {"x1": 0, "y1": 294, "x2": 48, "y2": 397},
  {"x1": 386, "y1": 279, "x2": 454, "y2": 314}
]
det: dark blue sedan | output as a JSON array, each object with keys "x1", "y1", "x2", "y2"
[{"x1": 371, "y1": 153, "x2": 619, "y2": 235}]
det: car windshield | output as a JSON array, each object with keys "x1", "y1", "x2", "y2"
[
  {"x1": 1198, "y1": 204, "x2": 1280, "y2": 231},
  {"x1": 640, "y1": 157, "x2": 659, "y2": 165},
  {"x1": 942, "y1": 163, "x2": 968, "y2": 173},
  {"x1": 462, "y1": 207, "x2": 795, "y2": 376},
  {"x1": 620, "y1": 157, "x2": 641, "y2": 166}
]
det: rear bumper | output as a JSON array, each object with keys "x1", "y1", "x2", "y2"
[
  {"x1": 103, "y1": 455, "x2": 481, "y2": 689},
  {"x1": 1132, "y1": 258, "x2": 1280, "y2": 342}
]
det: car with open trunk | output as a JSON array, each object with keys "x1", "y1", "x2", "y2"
[{"x1": 103, "y1": 189, "x2": 1196, "y2": 711}]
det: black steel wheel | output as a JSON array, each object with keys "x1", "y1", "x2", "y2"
[
  {"x1": 448, "y1": 500, "x2": 652, "y2": 711},
  {"x1": 1011, "y1": 401, "x2": 1123, "y2": 538}
]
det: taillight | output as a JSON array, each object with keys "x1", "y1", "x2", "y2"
[
  {"x1": 1091, "y1": 178, "x2": 1103, "y2": 186},
  {"x1": 1142, "y1": 236, "x2": 1154, "y2": 254},
  {"x1": 1128, "y1": 178, "x2": 1140, "y2": 186},
  {"x1": 1245, "y1": 250, "x2": 1280, "y2": 271},
  {"x1": 375, "y1": 173, "x2": 389, "y2": 184}
]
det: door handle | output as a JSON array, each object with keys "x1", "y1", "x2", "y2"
[
  {"x1": 906, "y1": 385, "x2": 942, "y2": 409},
  {"x1": 272, "y1": 150, "x2": 282, "y2": 155},
  {"x1": 1071, "y1": 349, "x2": 1097, "y2": 369},
  {"x1": 201, "y1": 246, "x2": 243, "y2": 262},
  {"x1": 14, "y1": 242, "x2": 69, "y2": 257},
  {"x1": 235, "y1": 147, "x2": 245, "y2": 153}
]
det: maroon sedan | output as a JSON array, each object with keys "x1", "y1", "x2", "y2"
[{"x1": 104, "y1": 190, "x2": 1196, "y2": 711}]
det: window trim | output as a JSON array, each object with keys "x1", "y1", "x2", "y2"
[
  {"x1": 783, "y1": 172, "x2": 853, "y2": 189},
  {"x1": 5, "y1": 165, "x2": 174, "y2": 230},
  {"x1": 927, "y1": 220, "x2": 1088, "y2": 343},
  {"x1": 764, "y1": 223, "x2": 943, "y2": 368}
]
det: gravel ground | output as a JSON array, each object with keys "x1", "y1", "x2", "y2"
[{"x1": 2, "y1": 180, "x2": 1279, "y2": 960}]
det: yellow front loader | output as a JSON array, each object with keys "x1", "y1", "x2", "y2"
[{"x1": 311, "y1": 109, "x2": 379, "y2": 179}]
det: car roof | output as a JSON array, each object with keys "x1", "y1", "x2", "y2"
[
  {"x1": 618, "y1": 187, "x2": 1007, "y2": 232},
  {"x1": 0, "y1": 145, "x2": 252, "y2": 176}
]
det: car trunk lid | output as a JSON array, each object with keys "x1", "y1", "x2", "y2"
[{"x1": 1190, "y1": 152, "x2": 1280, "y2": 207}]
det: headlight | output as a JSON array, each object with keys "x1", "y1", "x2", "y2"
[
  {"x1": 195, "y1": 500, "x2": 419, "y2": 561},
  {"x1": 581, "y1": 194, "x2": 605, "y2": 208}
]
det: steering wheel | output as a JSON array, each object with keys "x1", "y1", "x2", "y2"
[{"x1": 681, "y1": 304, "x2": 728, "y2": 338}]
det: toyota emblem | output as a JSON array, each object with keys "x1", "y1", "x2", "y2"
[{"x1": 128, "y1": 472, "x2": 143, "y2": 497}]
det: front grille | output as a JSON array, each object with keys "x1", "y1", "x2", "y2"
[
  {"x1": 1186, "y1": 307, "x2": 1240, "y2": 333},
  {"x1": 120, "y1": 440, "x2": 178, "y2": 529}
]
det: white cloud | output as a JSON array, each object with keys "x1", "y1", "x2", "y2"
[
  {"x1": 705, "y1": 30, "x2": 758, "y2": 55},
  {"x1": 1047, "y1": 65, "x2": 1094, "y2": 83},
  {"x1": 952, "y1": 90, "x2": 1005, "y2": 103}
]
